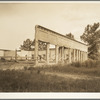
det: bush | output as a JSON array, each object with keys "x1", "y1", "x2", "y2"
[
  {"x1": 71, "y1": 60, "x2": 100, "y2": 68},
  {"x1": 24, "y1": 66, "x2": 28, "y2": 70},
  {"x1": 82, "y1": 60, "x2": 100, "y2": 68},
  {"x1": 28, "y1": 67, "x2": 35, "y2": 71},
  {"x1": 0, "y1": 57, "x2": 6, "y2": 62},
  {"x1": 71, "y1": 62, "x2": 82, "y2": 67}
]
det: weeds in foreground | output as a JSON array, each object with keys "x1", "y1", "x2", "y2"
[
  {"x1": 0, "y1": 70, "x2": 100, "y2": 92},
  {"x1": 0, "y1": 59, "x2": 100, "y2": 92},
  {"x1": 38, "y1": 60, "x2": 100, "y2": 77},
  {"x1": 71, "y1": 59, "x2": 100, "y2": 68}
]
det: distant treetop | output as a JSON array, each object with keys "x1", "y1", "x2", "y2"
[{"x1": 66, "y1": 33, "x2": 74, "y2": 40}]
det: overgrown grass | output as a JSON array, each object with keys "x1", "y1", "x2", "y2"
[
  {"x1": 71, "y1": 59, "x2": 100, "y2": 68},
  {"x1": 0, "y1": 69, "x2": 100, "y2": 92},
  {"x1": 38, "y1": 60, "x2": 100, "y2": 77},
  {"x1": 0, "y1": 59, "x2": 100, "y2": 92}
]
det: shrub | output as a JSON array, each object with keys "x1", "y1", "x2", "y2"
[
  {"x1": 82, "y1": 59, "x2": 100, "y2": 68},
  {"x1": 0, "y1": 57, "x2": 6, "y2": 62},
  {"x1": 71, "y1": 62, "x2": 82, "y2": 67},
  {"x1": 70, "y1": 60, "x2": 100, "y2": 68},
  {"x1": 28, "y1": 67, "x2": 35, "y2": 71},
  {"x1": 24, "y1": 66, "x2": 28, "y2": 70}
]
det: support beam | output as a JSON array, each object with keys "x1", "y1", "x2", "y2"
[
  {"x1": 58, "y1": 47, "x2": 61, "y2": 61},
  {"x1": 85, "y1": 52, "x2": 88, "y2": 60},
  {"x1": 55, "y1": 45, "x2": 59, "y2": 64},
  {"x1": 64, "y1": 48, "x2": 66, "y2": 60},
  {"x1": 78, "y1": 50, "x2": 80, "y2": 62},
  {"x1": 80, "y1": 51, "x2": 81, "y2": 62},
  {"x1": 71, "y1": 49, "x2": 74, "y2": 62},
  {"x1": 76, "y1": 49, "x2": 79, "y2": 62},
  {"x1": 83, "y1": 52, "x2": 85, "y2": 62},
  {"x1": 46, "y1": 43, "x2": 50, "y2": 64},
  {"x1": 34, "y1": 26, "x2": 39, "y2": 66},
  {"x1": 15, "y1": 49, "x2": 17, "y2": 61},
  {"x1": 73, "y1": 49, "x2": 76, "y2": 62},
  {"x1": 62, "y1": 46, "x2": 64, "y2": 61},
  {"x1": 83, "y1": 51, "x2": 86, "y2": 62},
  {"x1": 34, "y1": 39, "x2": 38, "y2": 65},
  {"x1": 81, "y1": 51, "x2": 83, "y2": 62},
  {"x1": 69, "y1": 48, "x2": 71, "y2": 63}
]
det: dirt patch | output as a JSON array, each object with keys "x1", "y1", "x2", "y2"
[{"x1": 0, "y1": 62, "x2": 34, "y2": 70}]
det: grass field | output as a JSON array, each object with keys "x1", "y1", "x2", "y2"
[
  {"x1": 0, "y1": 60, "x2": 100, "y2": 92},
  {"x1": 42, "y1": 60, "x2": 100, "y2": 77}
]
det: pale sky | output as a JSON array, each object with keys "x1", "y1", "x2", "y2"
[{"x1": 0, "y1": 2, "x2": 100, "y2": 50}]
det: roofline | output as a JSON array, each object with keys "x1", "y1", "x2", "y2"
[
  {"x1": 0, "y1": 49, "x2": 10, "y2": 51},
  {"x1": 0, "y1": 49, "x2": 15, "y2": 51},
  {"x1": 36, "y1": 25, "x2": 87, "y2": 46}
]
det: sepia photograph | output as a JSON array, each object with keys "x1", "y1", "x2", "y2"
[{"x1": 0, "y1": 1, "x2": 100, "y2": 97}]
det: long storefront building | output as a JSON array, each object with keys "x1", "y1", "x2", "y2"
[{"x1": 34, "y1": 25, "x2": 88, "y2": 65}]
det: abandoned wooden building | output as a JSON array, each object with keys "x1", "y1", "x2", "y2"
[{"x1": 34, "y1": 25, "x2": 88, "y2": 65}]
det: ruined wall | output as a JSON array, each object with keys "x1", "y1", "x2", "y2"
[
  {"x1": 4, "y1": 50, "x2": 15, "y2": 57},
  {"x1": 34, "y1": 25, "x2": 88, "y2": 65},
  {"x1": 4, "y1": 50, "x2": 15, "y2": 60},
  {"x1": 0, "y1": 50, "x2": 4, "y2": 57}
]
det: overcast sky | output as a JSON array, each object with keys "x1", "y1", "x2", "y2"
[{"x1": 0, "y1": 2, "x2": 100, "y2": 50}]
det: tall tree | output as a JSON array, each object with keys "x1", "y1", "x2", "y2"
[
  {"x1": 20, "y1": 39, "x2": 33, "y2": 51},
  {"x1": 80, "y1": 22, "x2": 100, "y2": 60},
  {"x1": 66, "y1": 33, "x2": 74, "y2": 40}
]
